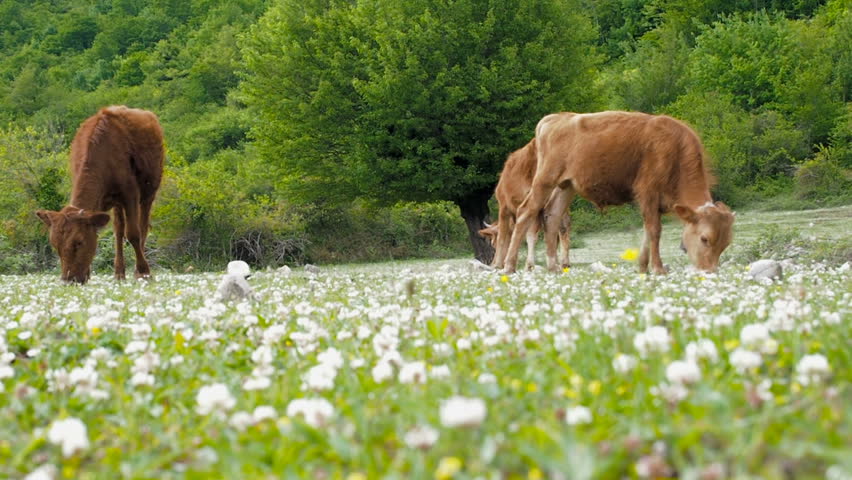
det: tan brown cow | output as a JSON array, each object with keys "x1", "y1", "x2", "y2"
[
  {"x1": 503, "y1": 111, "x2": 734, "y2": 274},
  {"x1": 36, "y1": 106, "x2": 164, "y2": 284},
  {"x1": 478, "y1": 139, "x2": 572, "y2": 270}
]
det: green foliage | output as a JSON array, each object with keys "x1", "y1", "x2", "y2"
[
  {"x1": 241, "y1": 0, "x2": 602, "y2": 206},
  {"x1": 795, "y1": 145, "x2": 852, "y2": 202},
  {"x1": 0, "y1": 124, "x2": 68, "y2": 272},
  {"x1": 303, "y1": 200, "x2": 470, "y2": 263}
]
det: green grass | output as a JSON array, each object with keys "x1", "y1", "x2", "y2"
[{"x1": 0, "y1": 207, "x2": 850, "y2": 479}]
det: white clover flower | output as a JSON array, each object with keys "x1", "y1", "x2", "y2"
[
  {"x1": 430, "y1": 364, "x2": 451, "y2": 379},
  {"x1": 130, "y1": 372, "x2": 155, "y2": 387},
  {"x1": 47, "y1": 417, "x2": 90, "y2": 457},
  {"x1": 252, "y1": 405, "x2": 277, "y2": 423},
  {"x1": 729, "y1": 348, "x2": 762, "y2": 373},
  {"x1": 242, "y1": 376, "x2": 271, "y2": 391},
  {"x1": 0, "y1": 364, "x2": 13, "y2": 380},
  {"x1": 665, "y1": 360, "x2": 701, "y2": 385},
  {"x1": 477, "y1": 372, "x2": 497, "y2": 384},
  {"x1": 317, "y1": 347, "x2": 344, "y2": 369},
  {"x1": 440, "y1": 396, "x2": 486, "y2": 428},
  {"x1": 251, "y1": 345, "x2": 274, "y2": 365},
  {"x1": 196, "y1": 383, "x2": 236, "y2": 416},
  {"x1": 371, "y1": 361, "x2": 394, "y2": 383},
  {"x1": 350, "y1": 358, "x2": 366, "y2": 368},
  {"x1": 229, "y1": 411, "x2": 254, "y2": 432},
  {"x1": 403, "y1": 425, "x2": 439, "y2": 449},
  {"x1": 612, "y1": 353, "x2": 638, "y2": 374},
  {"x1": 739, "y1": 324, "x2": 770, "y2": 348},
  {"x1": 286, "y1": 398, "x2": 334, "y2": 428},
  {"x1": 432, "y1": 342, "x2": 452, "y2": 357},
  {"x1": 169, "y1": 355, "x2": 185, "y2": 366},
  {"x1": 795, "y1": 354, "x2": 831, "y2": 386},
  {"x1": 399, "y1": 361, "x2": 427, "y2": 384},
  {"x1": 633, "y1": 326, "x2": 670, "y2": 357},
  {"x1": 685, "y1": 339, "x2": 718, "y2": 363},
  {"x1": 456, "y1": 338, "x2": 472, "y2": 350},
  {"x1": 303, "y1": 363, "x2": 337, "y2": 391},
  {"x1": 24, "y1": 464, "x2": 57, "y2": 480},
  {"x1": 565, "y1": 405, "x2": 593, "y2": 425},
  {"x1": 652, "y1": 382, "x2": 689, "y2": 404}
]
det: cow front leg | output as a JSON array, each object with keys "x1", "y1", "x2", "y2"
[
  {"x1": 641, "y1": 210, "x2": 666, "y2": 275},
  {"x1": 491, "y1": 209, "x2": 513, "y2": 269},
  {"x1": 638, "y1": 230, "x2": 651, "y2": 274},
  {"x1": 113, "y1": 206, "x2": 126, "y2": 280}
]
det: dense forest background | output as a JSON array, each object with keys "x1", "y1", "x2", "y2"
[{"x1": 0, "y1": 0, "x2": 849, "y2": 272}]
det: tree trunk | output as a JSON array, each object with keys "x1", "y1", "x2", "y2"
[{"x1": 456, "y1": 188, "x2": 495, "y2": 264}]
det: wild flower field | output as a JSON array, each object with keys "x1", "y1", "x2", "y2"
[{"x1": 1, "y1": 209, "x2": 851, "y2": 479}]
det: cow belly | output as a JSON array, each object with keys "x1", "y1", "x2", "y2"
[{"x1": 576, "y1": 182, "x2": 634, "y2": 209}]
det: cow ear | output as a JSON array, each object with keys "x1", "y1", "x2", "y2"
[
  {"x1": 36, "y1": 210, "x2": 55, "y2": 227},
  {"x1": 674, "y1": 204, "x2": 698, "y2": 224},
  {"x1": 87, "y1": 212, "x2": 111, "y2": 229}
]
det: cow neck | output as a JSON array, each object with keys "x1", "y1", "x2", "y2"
[
  {"x1": 676, "y1": 170, "x2": 713, "y2": 211},
  {"x1": 69, "y1": 184, "x2": 107, "y2": 212}
]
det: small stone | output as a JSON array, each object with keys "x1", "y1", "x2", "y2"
[
  {"x1": 748, "y1": 259, "x2": 783, "y2": 281},
  {"x1": 277, "y1": 265, "x2": 292, "y2": 275},
  {"x1": 468, "y1": 259, "x2": 495, "y2": 272},
  {"x1": 304, "y1": 264, "x2": 321, "y2": 274}
]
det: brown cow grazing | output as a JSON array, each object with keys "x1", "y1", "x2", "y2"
[
  {"x1": 36, "y1": 106, "x2": 164, "y2": 284},
  {"x1": 503, "y1": 111, "x2": 734, "y2": 274},
  {"x1": 478, "y1": 139, "x2": 572, "y2": 270}
]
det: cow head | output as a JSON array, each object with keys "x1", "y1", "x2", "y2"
[
  {"x1": 674, "y1": 202, "x2": 735, "y2": 272},
  {"x1": 478, "y1": 222, "x2": 498, "y2": 246},
  {"x1": 36, "y1": 207, "x2": 110, "y2": 284}
]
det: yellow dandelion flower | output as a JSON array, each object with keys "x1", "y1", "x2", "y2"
[
  {"x1": 528, "y1": 467, "x2": 544, "y2": 480},
  {"x1": 621, "y1": 248, "x2": 639, "y2": 262},
  {"x1": 487, "y1": 287, "x2": 494, "y2": 292},
  {"x1": 500, "y1": 275, "x2": 509, "y2": 283},
  {"x1": 562, "y1": 267, "x2": 570, "y2": 273},
  {"x1": 175, "y1": 290, "x2": 181, "y2": 295},
  {"x1": 526, "y1": 382, "x2": 538, "y2": 393},
  {"x1": 588, "y1": 380, "x2": 602, "y2": 396},
  {"x1": 435, "y1": 456, "x2": 463, "y2": 480},
  {"x1": 91, "y1": 327, "x2": 101, "y2": 336},
  {"x1": 510, "y1": 378, "x2": 523, "y2": 390}
]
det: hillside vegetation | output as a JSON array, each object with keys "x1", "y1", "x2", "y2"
[{"x1": 1, "y1": 0, "x2": 850, "y2": 272}]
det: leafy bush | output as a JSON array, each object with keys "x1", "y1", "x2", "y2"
[{"x1": 795, "y1": 145, "x2": 852, "y2": 203}]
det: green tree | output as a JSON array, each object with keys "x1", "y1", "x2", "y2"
[{"x1": 242, "y1": 0, "x2": 601, "y2": 262}]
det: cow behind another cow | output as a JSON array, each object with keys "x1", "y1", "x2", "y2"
[
  {"x1": 478, "y1": 139, "x2": 572, "y2": 270},
  {"x1": 36, "y1": 106, "x2": 164, "y2": 284},
  {"x1": 503, "y1": 111, "x2": 734, "y2": 274}
]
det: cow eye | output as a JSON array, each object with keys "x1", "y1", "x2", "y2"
[{"x1": 700, "y1": 235, "x2": 709, "y2": 245}]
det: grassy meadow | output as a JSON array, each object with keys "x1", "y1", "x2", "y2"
[{"x1": 1, "y1": 207, "x2": 850, "y2": 479}]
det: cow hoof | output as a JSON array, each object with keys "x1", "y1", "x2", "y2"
[
  {"x1": 114, "y1": 273, "x2": 126, "y2": 281},
  {"x1": 525, "y1": 263, "x2": 535, "y2": 271}
]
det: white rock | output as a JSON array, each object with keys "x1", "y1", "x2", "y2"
[
  {"x1": 748, "y1": 259, "x2": 783, "y2": 281},
  {"x1": 304, "y1": 264, "x2": 321, "y2": 274},
  {"x1": 468, "y1": 259, "x2": 495, "y2": 272},
  {"x1": 277, "y1": 265, "x2": 292, "y2": 275},
  {"x1": 227, "y1": 260, "x2": 251, "y2": 278}
]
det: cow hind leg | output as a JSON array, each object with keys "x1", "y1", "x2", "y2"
[
  {"x1": 113, "y1": 206, "x2": 126, "y2": 280},
  {"x1": 543, "y1": 187, "x2": 573, "y2": 272},
  {"x1": 123, "y1": 201, "x2": 152, "y2": 279},
  {"x1": 525, "y1": 221, "x2": 538, "y2": 270},
  {"x1": 503, "y1": 183, "x2": 556, "y2": 273}
]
